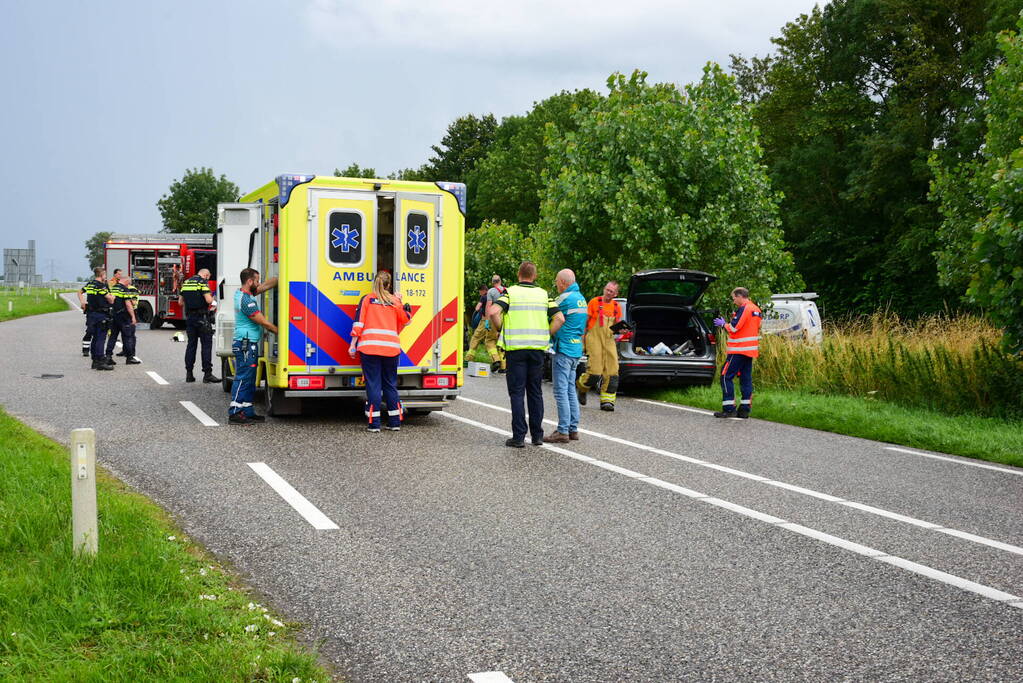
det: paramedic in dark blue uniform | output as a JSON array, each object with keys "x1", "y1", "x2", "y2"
[
  {"x1": 178, "y1": 268, "x2": 220, "y2": 383},
  {"x1": 77, "y1": 267, "x2": 116, "y2": 370}
]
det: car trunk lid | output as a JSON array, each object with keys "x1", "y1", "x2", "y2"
[{"x1": 627, "y1": 269, "x2": 715, "y2": 311}]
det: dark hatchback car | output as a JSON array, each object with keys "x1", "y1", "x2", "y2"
[{"x1": 613, "y1": 269, "x2": 719, "y2": 387}]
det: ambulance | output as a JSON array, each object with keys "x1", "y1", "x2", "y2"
[{"x1": 213, "y1": 174, "x2": 466, "y2": 416}]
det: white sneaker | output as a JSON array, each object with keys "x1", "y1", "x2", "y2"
[
  {"x1": 384, "y1": 425, "x2": 401, "y2": 431},
  {"x1": 367, "y1": 426, "x2": 381, "y2": 433}
]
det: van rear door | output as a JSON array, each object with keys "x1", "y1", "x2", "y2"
[
  {"x1": 214, "y1": 203, "x2": 263, "y2": 358},
  {"x1": 394, "y1": 192, "x2": 442, "y2": 374}
]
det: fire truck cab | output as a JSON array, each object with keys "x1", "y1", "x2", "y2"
[
  {"x1": 105, "y1": 234, "x2": 216, "y2": 329},
  {"x1": 214, "y1": 174, "x2": 465, "y2": 416}
]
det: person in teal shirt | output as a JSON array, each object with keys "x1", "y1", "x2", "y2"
[
  {"x1": 545, "y1": 269, "x2": 588, "y2": 443},
  {"x1": 229, "y1": 268, "x2": 277, "y2": 425}
]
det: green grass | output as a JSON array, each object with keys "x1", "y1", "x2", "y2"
[
  {"x1": 0, "y1": 409, "x2": 333, "y2": 681},
  {"x1": 0, "y1": 289, "x2": 73, "y2": 322},
  {"x1": 640, "y1": 385, "x2": 1023, "y2": 468}
]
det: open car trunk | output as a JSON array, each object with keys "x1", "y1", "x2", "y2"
[{"x1": 630, "y1": 306, "x2": 709, "y2": 357}]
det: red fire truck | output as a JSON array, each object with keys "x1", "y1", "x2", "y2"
[{"x1": 105, "y1": 234, "x2": 216, "y2": 329}]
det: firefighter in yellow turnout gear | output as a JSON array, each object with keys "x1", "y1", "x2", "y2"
[
  {"x1": 577, "y1": 281, "x2": 623, "y2": 411},
  {"x1": 467, "y1": 276, "x2": 506, "y2": 372}
]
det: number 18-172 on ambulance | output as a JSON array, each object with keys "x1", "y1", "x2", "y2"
[{"x1": 213, "y1": 174, "x2": 466, "y2": 416}]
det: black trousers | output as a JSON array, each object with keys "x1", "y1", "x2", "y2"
[
  {"x1": 505, "y1": 349, "x2": 545, "y2": 443},
  {"x1": 107, "y1": 315, "x2": 136, "y2": 358},
  {"x1": 185, "y1": 315, "x2": 213, "y2": 373},
  {"x1": 85, "y1": 311, "x2": 111, "y2": 361}
]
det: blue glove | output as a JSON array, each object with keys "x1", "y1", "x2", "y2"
[{"x1": 713, "y1": 317, "x2": 726, "y2": 327}]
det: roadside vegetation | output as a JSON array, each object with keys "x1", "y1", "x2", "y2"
[
  {"x1": 0, "y1": 409, "x2": 331, "y2": 681},
  {"x1": 0, "y1": 289, "x2": 72, "y2": 322},
  {"x1": 645, "y1": 314, "x2": 1023, "y2": 467}
]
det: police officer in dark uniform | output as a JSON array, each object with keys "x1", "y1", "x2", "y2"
[
  {"x1": 178, "y1": 268, "x2": 220, "y2": 383},
  {"x1": 77, "y1": 267, "x2": 116, "y2": 371},
  {"x1": 105, "y1": 273, "x2": 141, "y2": 365}
]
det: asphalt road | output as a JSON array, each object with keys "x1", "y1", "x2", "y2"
[{"x1": 1, "y1": 299, "x2": 1021, "y2": 681}]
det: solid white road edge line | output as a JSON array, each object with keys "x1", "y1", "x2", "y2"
[
  {"x1": 247, "y1": 462, "x2": 339, "y2": 530},
  {"x1": 179, "y1": 400, "x2": 219, "y2": 427},
  {"x1": 146, "y1": 371, "x2": 169, "y2": 385},
  {"x1": 885, "y1": 446, "x2": 1023, "y2": 477},
  {"x1": 635, "y1": 396, "x2": 1022, "y2": 478},
  {"x1": 634, "y1": 398, "x2": 714, "y2": 415},
  {"x1": 455, "y1": 396, "x2": 1023, "y2": 558},
  {"x1": 438, "y1": 411, "x2": 1023, "y2": 610},
  {"x1": 468, "y1": 672, "x2": 515, "y2": 682}
]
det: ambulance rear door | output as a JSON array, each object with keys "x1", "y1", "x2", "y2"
[
  {"x1": 302, "y1": 187, "x2": 377, "y2": 378},
  {"x1": 214, "y1": 203, "x2": 263, "y2": 358},
  {"x1": 394, "y1": 192, "x2": 442, "y2": 374}
]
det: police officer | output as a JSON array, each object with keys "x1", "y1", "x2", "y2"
[
  {"x1": 115, "y1": 278, "x2": 141, "y2": 356},
  {"x1": 105, "y1": 273, "x2": 141, "y2": 365},
  {"x1": 178, "y1": 268, "x2": 220, "y2": 383},
  {"x1": 488, "y1": 261, "x2": 564, "y2": 448},
  {"x1": 77, "y1": 267, "x2": 116, "y2": 371}
]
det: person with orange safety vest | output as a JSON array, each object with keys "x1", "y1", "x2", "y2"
[
  {"x1": 348, "y1": 271, "x2": 412, "y2": 432},
  {"x1": 713, "y1": 287, "x2": 762, "y2": 418}
]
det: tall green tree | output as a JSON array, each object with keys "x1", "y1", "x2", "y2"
[
  {"x1": 334, "y1": 163, "x2": 378, "y2": 179},
  {"x1": 932, "y1": 13, "x2": 1023, "y2": 351},
  {"x1": 156, "y1": 167, "x2": 239, "y2": 234},
  {"x1": 463, "y1": 220, "x2": 537, "y2": 316},
  {"x1": 536, "y1": 68, "x2": 801, "y2": 309},
  {"x1": 731, "y1": 0, "x2": 1019, "y2": 316},
  {"x1": 471, "y1": 90, "x2": 603, "y2": 231},
  {"x1": 425, "y1": 113, "x2": 498, "y2": 183},
  {"x1": 84, "y1": 231, "x2": 113, "y2": 270}
]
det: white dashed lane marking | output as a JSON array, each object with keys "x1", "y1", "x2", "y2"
[
  {"x1": 439, "y1": 410, "x2": 1023, "y2": 611},
  {"x1": 146, "y1": 371, "x2": 168, "y2": 385},
  {"x1": 247, "y1": 462, "x2": 339, "y2": 530},
  {"x1": 180, "y1": 400, "x2": 219, "y2": 427},
  {"x1": 456, "y1": 397, "x2": 1023, "y2": 557},
  {"x1": 468, "y1": 672, "x2": 516, "y2": 682}
]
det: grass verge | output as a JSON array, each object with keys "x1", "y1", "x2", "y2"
[
  {"x1": 0, "y1": 290, "x2": 72, "y2": 322},
  {"x1": 0, "y1": 408, "x2": 332, "y2": 681},
  {"x1": 641, "y1": 385, "x2": 1023, "y2": 469}
]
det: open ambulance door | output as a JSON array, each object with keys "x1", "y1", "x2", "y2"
[
  {"x1": 302, "y1": 188, "x2": 377, "y2": 379},
  {"x1": 393, "y1": 192, "x2": 442, "y2": 376},
  {"x1": 214, "y1": 203, "x2": 263, "y2": 391}
]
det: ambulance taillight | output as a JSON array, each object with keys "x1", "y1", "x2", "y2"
[{"x1": 422, "y1": 375, "x2": 455, "y2": 389}]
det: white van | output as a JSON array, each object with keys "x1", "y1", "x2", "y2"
[{"x1": 762, "y1": 292, "x2": 823, "y2": 344}]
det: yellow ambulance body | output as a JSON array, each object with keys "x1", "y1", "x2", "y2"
[{"x1": 224, "y1": 174, "x2": 465, "y2": 416}]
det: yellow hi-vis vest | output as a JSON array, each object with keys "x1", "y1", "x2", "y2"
[{"x1": 500, "y1": 284, "x2": 551, "y2": 351}]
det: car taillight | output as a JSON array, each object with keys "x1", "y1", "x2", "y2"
[
  {"x1": 422, "y1": 374, "x2": 455, "y2": 389},
  {"x1": 708, "y1": 332, "x2": 716, "y2": 344},
  {"x1": 289, "y1": 376, "x2": 325, "y2": 390},
  {"x1": 616, "y1": 331, "x2": 633, "y2": 341}
]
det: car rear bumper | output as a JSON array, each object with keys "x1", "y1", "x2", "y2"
[{"x1": 618, "y1": 359, "x2": 717, "y2": 384}]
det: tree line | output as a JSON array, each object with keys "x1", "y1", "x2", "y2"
[{"x1": 86, "y1": 1, "x2": 1022, "y2": 350}]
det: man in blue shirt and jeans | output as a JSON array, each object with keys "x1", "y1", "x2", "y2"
[
  {"x1": 544, "y1": 269, "x2": 588, "y2": 443},
  {"x1": 229, "y1": 267, "x2": 278, "y2": 425}
]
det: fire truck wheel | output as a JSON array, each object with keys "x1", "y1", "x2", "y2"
[
  {"x1": 150, "y1": 316, "x2": 164, "y2": 330},
  {"x1": 135, "y1": 301, "x2": 154, "y2": 324}
]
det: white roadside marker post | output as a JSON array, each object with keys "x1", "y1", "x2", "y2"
[
  {"x1": 70, "y1": 428, "x2": 98, "y2": 557},
  {"x1": 7, "y1": 301, "x2": 11, "y2": 313}
]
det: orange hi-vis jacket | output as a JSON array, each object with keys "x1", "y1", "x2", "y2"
[
  {"x1": 586, "y1": 297, "x2": 621, "y2": 331},
  {"x1": 724, "y1": 301, "x2": 763, "y2": 358},
  {"x1": 351, "y1": 293, "x2": 411, "y2": 357}
]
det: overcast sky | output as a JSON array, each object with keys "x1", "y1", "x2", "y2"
[{"x1": 2, "y1": 0, "x2": 823, "y2": 281}]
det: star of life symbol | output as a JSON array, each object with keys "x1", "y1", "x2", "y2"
[
  {"x1": 408, "y1": 226, "x2": 427, "y2": 255},
  {"x1": 331, "y1": 224, "x2": 359, "y2": 253}
]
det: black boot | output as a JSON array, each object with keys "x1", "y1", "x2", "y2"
[
  {"x1": 737, "y1": 407, "x2": 750, "y2": 419},
  {"x1": 125, "y1": 357, "x2": 142, "y2": 365},
  {"x1": 92, "y1": 359, "x2": 113, "y2": 371},
  {"x1": 81, "y1": 346, "x2": 90, "y2": 357},
  {"x1": 577, "y1": 386, "x2": 587, "y2": 406},
  {"x1": 202, "y1": 372, "x2": 221, "y2": 383},
  {"x1": 186, "y1": 370, "x2": 195, "y2": 383},
  {"x1": 104, "y1": 355, "x2": 116, "y2": 365}
]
